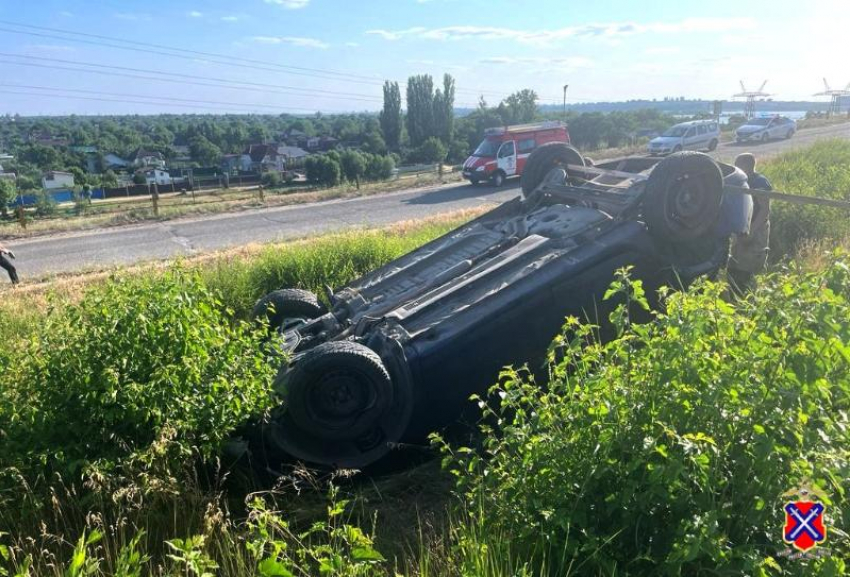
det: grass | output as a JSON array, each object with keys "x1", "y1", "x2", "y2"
[{"x1": 2, "y1": 141, "x2": 850, "y2": 575}]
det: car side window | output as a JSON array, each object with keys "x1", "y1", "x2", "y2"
[
  {"x1": 499, "y1": 141, "x2": 515, "y2": 158},
  {"x1": 697, "y1": 125, "x2": 707, "y2": 135},
  {"x1": 518, "y1": 138, "x2": 536, "y2": 153},
  {"x1": 685, "y1": 127, "x2": 696, "y2": 137}
]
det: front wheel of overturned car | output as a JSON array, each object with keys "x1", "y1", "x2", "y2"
[
  {"x1": 520, "y1": 142, "x2": 585, "y2": 198},
  {"x1": 266, "y1": 341, "x2": 413, "y2": 468},
  {"x1": 252, "y1": 288, "x2": 326, "y2": 334},
  {"x1": 643, "y1": 151, "x2": 723, "y2": 243}
]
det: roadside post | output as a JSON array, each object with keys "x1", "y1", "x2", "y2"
[
  {"x1": 258, "y1": 184, "x2": 265, "y2": 203},
  {"x1": 16, "y1": 205, "x2": 26, "y2": 230},
  {"x1": 152, "y1": 183, "x2": 159, "y2": 216}
]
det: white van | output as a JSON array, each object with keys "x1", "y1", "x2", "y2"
[{"x1": 648, "y1": 120, "x2": 721, "y2": 155}]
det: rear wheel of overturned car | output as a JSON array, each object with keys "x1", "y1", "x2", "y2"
[
  {"x1": 252, "y1": 288, "x2": 326, "y2": 334},
  {"x1": 520, "y1": 143, "x2": 585, "y2": 198},
  {"x1": 643, "y1": 151, "x2": 724, "y2": 243},
  {"x1": 266, "y1": 341, "x2": 413, "y2": 468}
]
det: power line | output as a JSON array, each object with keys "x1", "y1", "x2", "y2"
[
  {"x1": 0, "y1": 19, "x2": 534, "y2": 101},
  {"x1": 0, "y1": 89, "x2": 276, "y2": 113},
  {"x1": 0, "y1": 53, "x2": 383, "y2": 103},
  {"x1": 0, "y1": 83, "x2": 322, "y2": 113},
  {"x1": 0, "y1": 57, "x2": 484, "y2": 109}
]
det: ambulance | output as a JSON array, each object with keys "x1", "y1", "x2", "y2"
[{"x1": 462, "y1": 121, "x2": 570, "y2": 186}]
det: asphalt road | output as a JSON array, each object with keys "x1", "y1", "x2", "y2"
[{"x1": 6, "y1": 122, "x2": 849, "y2": 280}]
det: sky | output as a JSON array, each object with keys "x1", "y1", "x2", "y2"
[{"x1": 0, "y1": 0, "x2": 846, "y2": 116}]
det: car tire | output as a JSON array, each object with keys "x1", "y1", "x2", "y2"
[
  {"x1": 673, "y1": 145, "x2": 683, "y2": 153},
  {"x1": 520, "y1": 143, "x2": 584, "y2": 198},
  {"x1": 252, "y1": 288, "x2": 326, "y2": 334},
  {"x1": 267, "y1": 341, "x2": 412, "y2": 467},
  {"x1": 643, "y1": 151, "x2": 724, "y2": 243},
  {"x1": 761, "y1": 133, "x2": 769, "y2": 143},
  {"x1": 491, "y1": 171, "x2": 505, "y2": 187},
  {"x1": 708, "y1": 139, "x2": 718, "y2": 151},
  {"x1": 786, "y1": 129, "x2": 795, "y2": 139}
]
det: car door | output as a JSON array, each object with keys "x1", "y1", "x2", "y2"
[
  {"x1": 497, "y1": 140, "x2": 517, "y2": 176},
  {"x1": 695, "y1": 124, "x2": 709, "y2": 149},
  {"x1": 683, "y1": 127, "x2": 698, "y2": 150},
  {"x1": 768, "y1": 118, "x2": 781, "y2": 139}
]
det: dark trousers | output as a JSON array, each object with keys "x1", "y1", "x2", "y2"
[{"x1": 0, "y1": 254, "x2": 18, "y2": 284}]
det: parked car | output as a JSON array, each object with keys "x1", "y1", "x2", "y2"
[
  {"x1": 736, "y1": 116, "x2": 796, "y2": 143},
  {"x1": 648, "y1": 120, "x2": 720, "y2": 155},
  {"x1": 462, "y1": 121, "x2": 569, "y2": 187},
  {"x1": 252, "y1": 144, "x2": 749, "y2": 469}
]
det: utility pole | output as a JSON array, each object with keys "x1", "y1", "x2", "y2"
[{"x1": 563, "y1": 84, "x2": 569, "y2": 120}]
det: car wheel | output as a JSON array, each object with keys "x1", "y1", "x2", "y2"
[
  {"x1": 252, "y1": 288, "x2": 326, "y2": 334},
  {"x1": 643, "y1": 151, "x2": 723, "y2": 243},
  {"x1": 708, "y1": 139, "x2": 718, "y2": 151},
  {"x1": 267, "y1": 341, "x2": 412, "y2": 468},
  {"x1": 491, "y1": 171, "x2": 505, "y2": 187},
  {"x1": 761, "y1": 132, "x2": 769, "y2": 143},
  {"x1": 673, "y1": 145, "x2": 683, "y2": 153},
  {"x1": 786, "y1": 129, "x2": 795, "y2": 139},
  {"x1": 520, "y1": 143, "x2": 584, "y2": 198}
]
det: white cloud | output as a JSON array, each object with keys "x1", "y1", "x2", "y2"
[
  {"x1": 58, "y1": 10, "x2": 73, "y2": 17},
  {"x1": 480, "y1": 56, "x2": 593, "y2": 67},
  {"x1": 221, "y1": 15, "x2": 240, "y2": 22},
  {"x1": 345, "y1": 42, "x2": 360, "y2": 47},
  {"x1": 366, "y1": 18, "x2": 755, "y2": 45},
  {"x1": 264, "y1": 0, "x2": 311, "y2": 8},
  {"x1": 251, "y1": 36, "x2": 329, "y2": 49},
  {"x1": 188, "y1": 10, "x2": 203, "y2": 18},
  {"x1": 114, "y1": 13, "x2": 152, "y2": 21}
]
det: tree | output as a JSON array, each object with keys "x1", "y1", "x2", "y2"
[
  {"x1": 68, "y1": 166, "x2": 86, "y2": 186},
  {"x1": 101, "y1": 170, "x2": 119, "y2": 188},
  {"x1": 340, "y1": 149, "x2": 366, "y2": 189},
  {"x1": 379, "y1": 81, "x2": 403, "y2": 151},
  {"x1": 0, "y1": 179, "x2": 14, "y2": 217},
  {"x1": 406, "y1": 75, "x2": 435, "y2": 148},
  {"x1": 304, "y1": 155, "x2": 341, "y2": 188},
  {"x1": 433, "y1": 74, "x2": 456, "y2": 145},
  {"x1": 365, "y1": 155, "x2": 395, "y2": 181},
  {"x1": 417, "y1": 137, "x2": 447, "y2": 164},
  {"x1": 132, "y1": 172, "x2": 147, "y2": 185},
  {"x1": 188, "y1": 135, "x2": 222, "y2": 167},
  {"x1": 498, "y1": 89, "x2": 539, "y2": 125}
]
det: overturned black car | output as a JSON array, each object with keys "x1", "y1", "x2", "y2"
[{"x1": 253, "y1": 146, "x2": 748, "y2": 468}]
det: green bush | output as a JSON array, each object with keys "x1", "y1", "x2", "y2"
[
  {"x1": 305, "y1": 155, "x2": 342, "y2": 187},
  {"x1": 261, "y1": 171, "x2": 282, "y2": 188},
  {"x1": 34, "y1": 190, "x2": 57, "y2": 216},
  {"x1": 762, "y1": 139, "x2": 850, "y2": 259},
  {"x1": 0, "y1": 271, "x2": 276, "y2": 495},
  {"x1": 445, "y1": 262, "x2": 850, "y2": 575},
  {"x1": 365, "y1": 154, "x2": 395, "y2": 181}
]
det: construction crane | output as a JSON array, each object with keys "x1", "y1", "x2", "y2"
[
  {"x1": 814, "y1": 78, "x2": 850, "y2": 117},
  {"x1": 733, "y1": 80, "x2": 769, "y2": 119}
]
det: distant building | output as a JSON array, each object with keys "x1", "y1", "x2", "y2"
[
  {"x1": 276, "y1": 145, "x2": 309, "y2": 161},
  {"x1": 0, "y1": 161, "x2": 15, "y2": 182},
  {"x1": 130, "y1": 148, "x2": 166, "y2": 169},
  {"x1": 244, "y1": 144, "x2": 285, "y2": 172},
  {"x1": 103, "y1": 153, "x2": 130, "y2": 169},
  {"x1": 137, "y1": 168, "x2": 172, "y2": 186},
  {"x1": 42, "y1": 171, "x2": 75, "y2": 190},
  {"x1": 29, "y1": 132, "x2": 70, "y2": 147}
]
